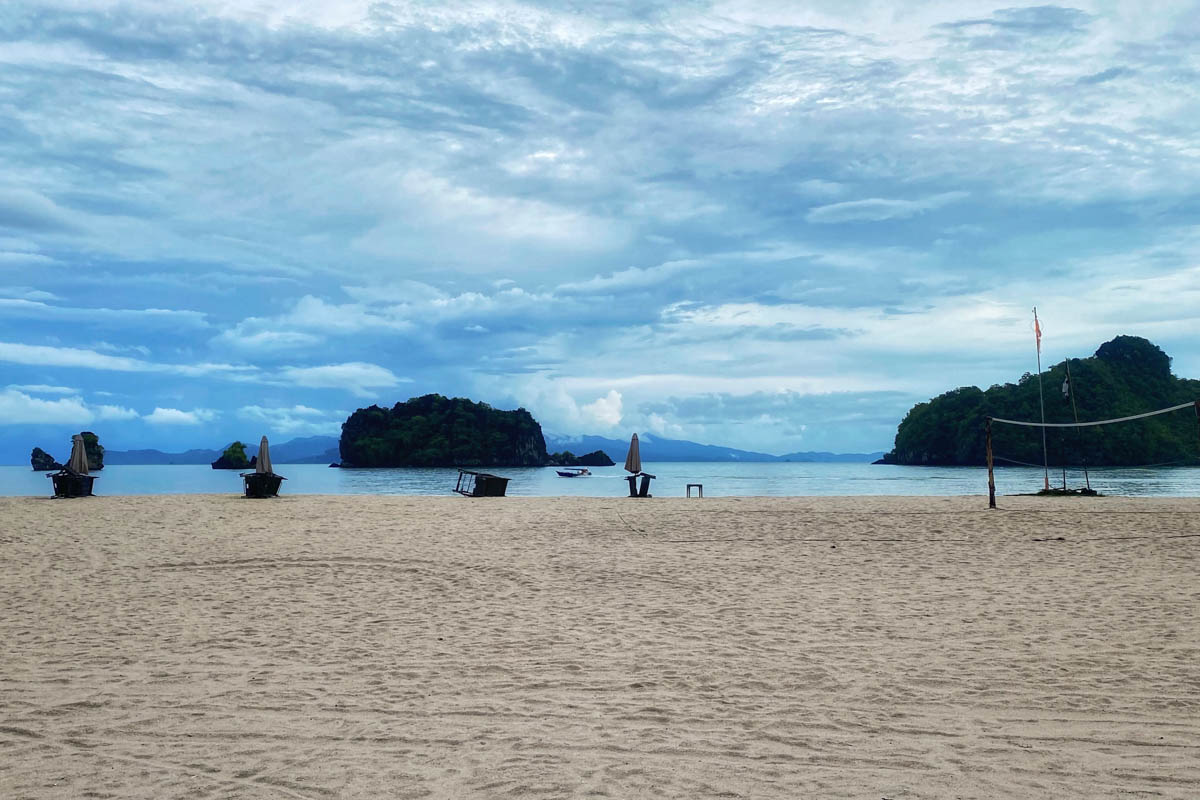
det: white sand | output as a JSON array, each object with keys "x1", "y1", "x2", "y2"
[{"x1": 2, "y1": 494, "x2": 1199, "y2": 798}]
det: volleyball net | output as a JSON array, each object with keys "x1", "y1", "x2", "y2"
[{"x1": 984, "y1": 400, "x2": 1200, "y2": 505}]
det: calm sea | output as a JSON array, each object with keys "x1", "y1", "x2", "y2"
[{"x1": 3, "y1": 462, "x2": 1199, "y2": 498}]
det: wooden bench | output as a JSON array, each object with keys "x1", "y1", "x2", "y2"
[{"x1": 625, "y1": 472, "x2": 656, "y2": 498}]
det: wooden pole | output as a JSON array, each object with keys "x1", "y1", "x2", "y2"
[
  {"x1": 986, "y1": 417, "x2": 996, "y2": 509},
  {"x1": 1195, "y1": 401, "x2": 1200, "y2": 459},
  {"x1": 1033, "y1": 308, "x2": 1049, "y2": 491}
]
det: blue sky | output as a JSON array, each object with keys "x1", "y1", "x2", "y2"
[{"x1": 2, "y1": 0, "x2": 1199, "y2": 462}]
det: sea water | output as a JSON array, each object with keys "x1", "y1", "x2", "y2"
[{"x1": 2, "y1": 462, "x2": 1199, "y2": 497}]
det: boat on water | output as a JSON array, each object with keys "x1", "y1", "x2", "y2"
[{"x1": 555, "y1": 467, "x2": 590, "y2": 477}]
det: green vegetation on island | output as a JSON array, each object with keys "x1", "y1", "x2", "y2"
[
  {"x1": 548, "y1": 449, "x2": 616, "y2": 467},
  {"x1": 340, "y1": 394, "x2": 549, "y2": 467},
  {"x1": 82, "y1": 432, "x2": 104, "y2": 471},
  {"x1": 211, "y1": 441, "x2": 255, "y2": 470},
  {"x1": 881, "y1": 336, "x2": 1200, "y2": 467}
]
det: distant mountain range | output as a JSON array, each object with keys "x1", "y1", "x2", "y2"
[
  {"x1": 104, "y1": 436, "x2": 340, "y2": 465},
  {"x1": 97, "y1": 433, "x2": 881, "y2": 465},
  {"x1": 544, "y1": 434, "x2": 883, "y2": 464}
]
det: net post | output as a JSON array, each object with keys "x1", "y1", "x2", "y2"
[
  {"x1": 986, "y1": 417, "x2": 996, "y2": 509},
  {"x1": 1195, "y1": 400, "x2": 1200, "y2": 455}
]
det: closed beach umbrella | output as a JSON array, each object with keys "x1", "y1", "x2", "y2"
[
  {"x1": 623, "y1": 433, "x2": 641, "y2": 474},
  {"x1": 67, "y1": 434, "x2": 89, "y2": 475},
  {"x1": 256, "y1": 435, "x2": 273, "y2": 474}
]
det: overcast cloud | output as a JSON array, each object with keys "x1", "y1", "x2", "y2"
[{"x1": 2, "y1": 0, "x2": 1198, "y2": 460}]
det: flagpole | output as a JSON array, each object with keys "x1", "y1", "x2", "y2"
[
  {"x1": 1034, "y1": 308, "x2": 1049, "y2": 491},
  {"x1": 1065, "y1": 359, "x2": 1090, "y2": 490}
]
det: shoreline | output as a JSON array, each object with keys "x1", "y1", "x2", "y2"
[
  {"x1": 5, "y1": 462, "x2": 1200, "y2": 500},
  {"x1": 5, "y1": 491, "x2": 1200, "y2": 505}
]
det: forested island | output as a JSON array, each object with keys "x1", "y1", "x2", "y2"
[
  {"x1": 547, "y1": 449, "x2": 616, "y2": 467},
  {"x1": 339, "y1": 395, "x2": 549, "y2": 467},
  {"x1": 211, "y1": 441, "x2": 257, "y2": 470},
  {"x1": 881, "y1": 336, "x2": 1200, "y2": 467}
]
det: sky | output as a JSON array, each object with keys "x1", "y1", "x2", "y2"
[{"x1": 2, "y1": 0, "x2": 1199, "y2": 462}]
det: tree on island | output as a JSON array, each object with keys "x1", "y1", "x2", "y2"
[
  {"x1": 340, "y1": 394, "x2": 549, "y2": 467},
  {"x1": 81, "y1": 431, "x2": 104, "y2": 471},
  {"x1": 881, "y1": 336, "x2": 1200, "y2": 467},
  {"x1": 211, "y1": 441, "x2": 255, "y2": 470}
]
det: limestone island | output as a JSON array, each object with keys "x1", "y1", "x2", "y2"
[
  {"x1": 878, "y1": 336, "x2": 1200, "y2": 467},
  {"x1": 339, "y1": 394, "x2": 550, "y2": 467},
  {"x1": 30, "y1": 447, "x2": 63, "y2": 472},
  {"x1": 211, "y1": 441, "x2": 257, "y2": 470},
  {"x1": 548, "y1": 449, "x2": 616, "y2": 467}
]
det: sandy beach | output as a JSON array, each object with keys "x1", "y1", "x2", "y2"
[{"x1": 2, "y1": 494, "x2": 1198, "y2": 799}]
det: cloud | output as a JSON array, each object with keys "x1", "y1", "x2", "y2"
[
  {"x1": 237, "y1": 404, "x2": 343, "y2": 435},
  {"x1": 144, "y1": 407, "x2": 218, "y2": 425},
  {"x1": 216, "y1": 286, "x2": 595, "y2": 372},
  {"x1": 582, "y1": 389, "x2": 624, "y2": 428},
  {"x1": 212, "y1": 296, "x2": 415, "y2": 349},
  {"x1": 342, "y1": 280, "x2": 448, "y2": 305},
  {"x1": 7, "y1": 383, "x2": 78, "y2": 394},
  {"x1": 370, "y1": 169, "x2": 629, "y2": 252},
  {"x1": 0, "y1": 286, "x2": 60, "y2": 301},
  {"x1": 0, "y1": 251, "x2": 58, "y2": 266},
  {"x1": 0, "y1": 389, "x2": 95, "y2": 425},
  {"x1": 555, "y1": 260, "x2": 701, "y2": 295},
  {"x1": 0, "y1": 298, "x2": 208, "y2": 327},
  {"x1": 0, "y1": 188, "x2": 80, "y2": 233},
  {"x1": 936, "y1": 6, "x2": 1094, "y2": 50},
  {"x1": 0, "y1": 341, "x2": 159, "y2": 372},
  {"x1": 94, "y1": 341, "x2": 151, "y2": 356},
  {"x1": 211, "y1": 329, "x2": 323, "y2": 352},
  {"x1": 806, "y1": 192, "x2": 969, "y2": 224},
  {"x1": 276, "y1": 362, "x2": 408, "y2": 397},
  {"x1": 635, "y1": 389, "x2": 912, "y2": 454},
  {"x1": 0, "y1": 341, "x2": 255, "y2": 380},
  {"x1": 284, "y1": 295, "x2": 412, "y2": 334},
  {"x1": 96, "y1": 404, "x2": 140, "y2": 420},
  {"x1": 1077, "y1": 66, "x2": 1135, "y2": 85},
  {"x1": 0, "y1": 388, "x2": 138, "y2": 425}
]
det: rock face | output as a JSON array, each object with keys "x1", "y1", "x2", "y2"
[
  {"x1": 339, "y1": 394, "x2": 549, "y2": 467},
  {"x1": 30, "y1": 447, "x2": 63, "y2": 471}
]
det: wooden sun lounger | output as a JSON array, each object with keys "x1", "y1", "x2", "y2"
[
  {"x1": 241, "y1": 472, "x2": 285, "y2": 498},
  {"x1": 454, "y1": 469, "x2": 510, "y2": 497},
  {"x1": 49, "y1": 469, "x2": 95, "y2": 498}
]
